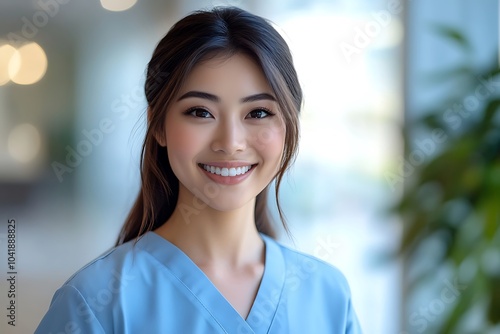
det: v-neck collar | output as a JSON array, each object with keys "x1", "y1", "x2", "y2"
[{"x1": 137, "y1": 231, "x2": 285, "y2": 333}]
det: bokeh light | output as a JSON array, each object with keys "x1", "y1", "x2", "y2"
[
  {"x1": 100, "y1": 0, "x2": 138, "y2": 12},
  {"x1": 0, "y1": 44, "x2": 17, "y2": 85},
  {"x1": 8, "y1": 42, "x2": 48, "y2": 85},
  {"x1": 7, "y1": 123, "x2": 42, "y2": 163}
]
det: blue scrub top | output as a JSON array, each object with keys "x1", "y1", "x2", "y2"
[{"x1": 35, "y1": 232, "x2": 362, "y2": 333}]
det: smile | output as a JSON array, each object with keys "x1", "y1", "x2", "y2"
[{"x1": 200, "y1": 164, "x2": 255, "y2": 177}]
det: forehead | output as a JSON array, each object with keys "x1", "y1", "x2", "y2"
[{"x1": 179, "y1": 53, "x2": 273, "y2": 96}]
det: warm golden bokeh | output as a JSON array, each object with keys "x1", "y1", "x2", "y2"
[
  {"x1": 8, "y1": 42, "x2": 48, "y2": 85},
  {"x1": 7, "y1": 123, "x2": 42, "y2": 164},
  {"x1": 0, "y1": 44, "x2": 17, "y2": 85},
  {"x1": 100, "y1": 0, "x2": 138, "y2": 12}
]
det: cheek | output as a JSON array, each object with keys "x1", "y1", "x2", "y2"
[
  {"x1": 165, "y1": 123, "x2": 203, "y2": 166},
  {"x1": 251, "y1": 123, "x2": 286, "y2": 165}
]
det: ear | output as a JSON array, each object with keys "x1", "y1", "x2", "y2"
[
  {"x1": 154, "y1": 131, "x2": 167, "y2": 147},
  {"x1": 148, "y1": 108, "x2": 167, "y2": 147},
  {"x1": 153, "y1": 125, "x2": 167, "y2": 147}
]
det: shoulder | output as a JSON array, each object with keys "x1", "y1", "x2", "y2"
[
  {"x1": 265, "y1": 235, "x2": 352, "y2": 296},
  {"x1": 61, "y1": 235, "x2": 151, "y2": 296},
  {"x1": 35, "y1": 239, "x2": 148, "y2": 334},
  {"x1": 262, "y1": 235, "x2": 363, "y2": 331}
]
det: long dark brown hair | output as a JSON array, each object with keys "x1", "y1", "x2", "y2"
[{"x1": 116, "y1": 6, "x2": 302, "y2": 246}]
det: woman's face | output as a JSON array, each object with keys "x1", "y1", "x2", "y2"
[{"x1": 160, "y1": 53, "x2": 285, "y2": 212}]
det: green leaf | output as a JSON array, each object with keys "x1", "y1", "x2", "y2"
[
  {"x1": 431, "y1": 24, "x2": 471, "y2": 50},
  {"x1": 440, "y1": 276, "x2": 481, "y2": 333},
  {"x1": 482, "y1": 198, "x2": 500, "y2": 240},
  {"x1": 487, "y1": 276, "x2": 500, "y2": 323},
  {"x1": 393, "y1": 22, "x2": 500, "y2": 331},
  {"x1": 420, "y1": 113, "x2": 445, "y2": 129},
  {"x1": 480, "y1": 99, "x2": 500, "y2": 129}
]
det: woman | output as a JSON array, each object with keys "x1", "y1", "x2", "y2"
[{"x1": 36, "y1": 6, "x2": 362, "y2": 333}]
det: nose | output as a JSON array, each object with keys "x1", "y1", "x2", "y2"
[{"x1": 211, "y1": 118, "x2": 246, "y2": 155}]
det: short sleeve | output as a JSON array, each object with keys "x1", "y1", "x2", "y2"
[{"x1": 35, "y1": 285, "x2": 105, "y2": 334}]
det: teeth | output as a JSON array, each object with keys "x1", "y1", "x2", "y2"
[{"x1": 202, "y1": 164, "x2": 252, "y2": 177}]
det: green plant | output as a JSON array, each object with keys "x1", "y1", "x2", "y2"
[{"x1": 395, "y1": 26, "x2": 500, "y2": 333}]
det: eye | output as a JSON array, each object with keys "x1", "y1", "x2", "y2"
[
  {"x1": 246, "y1": 108, "x2": 274, "y2": 119},
  {"x1": 185, "y1": 107, "x2": 213, "y2": 118}
]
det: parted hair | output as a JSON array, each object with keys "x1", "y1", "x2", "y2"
[{"x1": 116, "y1": 6, "x2": 302, "y2": 246}]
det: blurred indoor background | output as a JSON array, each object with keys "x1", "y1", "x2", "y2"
[{"x1": 0, "y1": 0, "x2": 498, "y2": 333}]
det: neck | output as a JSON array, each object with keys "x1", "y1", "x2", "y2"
[{"x1": 155, "y1": 187, "x2": 264, "y2": 269}]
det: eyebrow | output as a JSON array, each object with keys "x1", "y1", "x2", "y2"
[{"x1": 177, "y1": 91, "x2": 276, "y2": 103}]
